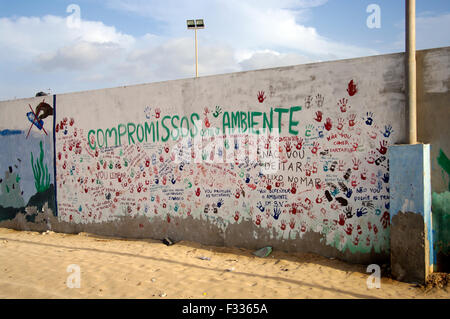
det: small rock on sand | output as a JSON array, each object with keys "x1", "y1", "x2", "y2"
[{"x1": 197, "y1": 256, "x2": 211, "y2": 261}]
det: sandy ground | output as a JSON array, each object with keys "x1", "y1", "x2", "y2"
[{"x1": 0, "y1": 227, "x2": 448, "y2": 299}]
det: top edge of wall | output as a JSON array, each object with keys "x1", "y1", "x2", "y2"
[{"x1": 1, "y1": 46, "x2": 449, "y2": 103}]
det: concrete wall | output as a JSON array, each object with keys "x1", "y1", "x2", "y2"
[
  {"x1": 0, "y1": 96, "x2": 55, "y2": 225},
  {"x1": 417, "y1": 47, "x2": 450, "y2": 271},
  {"x1": 0, "y1": 47, "x2": 447, "y2": 265}
]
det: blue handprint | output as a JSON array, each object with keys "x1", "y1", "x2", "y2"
[
  {"x1": 356, "y1": 207, "x2": 368, "y2": 217},
  {"x1": 318, "y1": 130, "x2": 324, "y2": 138},
  {"x1": 257, "y1": 202, "x2": 265, "y2": 212},
  {"x1": 345, "y1": 188, "x2": 353, "y2": 199},
  {"x1": 365, "y1": 112, "x2": 374, "y2": 125},
  {"x1": 217, "y1": 199, "x2": 224, "y2": 208},
  {"x1": 382, "y1": 173, "x2": 389, "y2": 183},
  {"x1": 272, "y1": 207, "x2": 281, "y2": 220},
  {"x1": 382, "y1": 125, "x2": 394, "y2": 138}
]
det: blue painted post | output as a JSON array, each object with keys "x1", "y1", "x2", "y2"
[{"x1": 389, "y1": 144, "x2": 433, "y2": 284}]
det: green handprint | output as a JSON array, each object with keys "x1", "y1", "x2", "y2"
[{"x1": 213, "y1": 106, "x2": 222, "y2": 118}]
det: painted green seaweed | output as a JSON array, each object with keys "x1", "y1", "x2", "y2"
[{"x1": 31, "y1": 141, "x2": 50, "y2": 193}]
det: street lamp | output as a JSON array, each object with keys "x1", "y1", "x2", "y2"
[{"x1": 187, "y1": 19, "x2": 205, "y2": 78}]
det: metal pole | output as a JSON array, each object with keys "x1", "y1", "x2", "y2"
[
  {"x1": 195, "y1": 28, "x2": 198, "y2": 78},
  {"x1": 406, "y1": 0, "x2": 417, "y2": 144}
]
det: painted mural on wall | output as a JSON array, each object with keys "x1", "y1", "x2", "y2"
[
  {"x1": 0, "y1": 99, "x2": 55, "y2": 222},
  {"x1": 54, "y1": 79, "x2": 395, "y2": 255},
  {"x1": 432, "y1": 149, "x2": 450, "y2": 269}
]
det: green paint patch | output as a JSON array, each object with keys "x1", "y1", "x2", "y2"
[
  {"x1": 437, "y1": 149, "x2": 450, "y2": 190},
  {"x1": 432, "y1": 191, "x2": 450, "y2": 255}
]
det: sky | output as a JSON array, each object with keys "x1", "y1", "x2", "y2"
[{"x1": 0, "y1": 0, "x2": 449, "y2": 100}]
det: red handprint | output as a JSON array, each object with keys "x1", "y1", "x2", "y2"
[
  {"x1": 338, "y1": 160, "x2": 345, "y2": 172},
  {"x1": 290, "y1": 182, "x2": 297, "y2": 194},
  {"x1": 311, "y1": 142, "x2": 320, "y2": 155},
  {"x1": 337, "y1": 118, "x2": 344, "y2": 130},
  {"x1": 377, "y1": 140, "x2": 388, "y2": 155},
  {"x1": 289, "y1": 218, "x2": 296, "y2": 229},
  {"x1": 314, "y1": 111, "x2": 323, "y2": 122},
  {"x1": 300, "y1": 222, "x2": 307, "y2": 233},
  {"x1": 195, "y1": 187, "x2": 201, "y2": 197},
  {"x1": 347, "y1": 80, "x2": 358, "y2": 96},
  {"x1": 295, "y1": 137, "x2": 303, "y2": 150},
  {"x1": 257, "y1": 91, "x2": 266, "y2": 103},
  {"x1": 204, "y1": 117, "x2": 210, "y2": 128},
  {"x1": 305, "y1": 163, "x2": 311, "y2": 176},
  {"x1": 338, "y1": 98, "x2": 349, "y2": 113},
  {"x1": 338, "y1": 214, "x2": 346, "y2": 226},
  {"x1": 289, "y1": 206, "x2": 296, "y2": 215},
  {"x1": 380, "y1": 211, "x2": 390, "y2": 229},
  {"x1": 357, "y1": 225, "x2": 362, "y2": 235},
  {"x1": 285, "y1": 141, "x2": 292, "y2": 153},
  {"x1": 352, "y1": 158, "x2": 361, "y2": 171},
  {"x1": 345, "y1": 224, "x2": 353, "y2": 235},
  {"x1": 351, "y1": 175, "x2": 359, "y2": 188},
  {"x1": 234, "y1": 211, "x2": 240, "y2": 221},
  {"x1": 154, "y1": 108, "x2": 161, "y2": 119},
  {"x1": 348, "y1": 114, "x2": 357, "y2": 127},
  {"x1": 324, "y1": 118, "x2": 332, "y2": 131}
]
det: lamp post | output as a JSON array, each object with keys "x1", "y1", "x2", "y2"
[
  {"x1": 187, "y1": 19, "x2": 205, "y2": 78},
  {"x1": 406, "y1": 0, "x2": 417, "y2": 144}
]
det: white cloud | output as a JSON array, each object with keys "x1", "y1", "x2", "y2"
[
  {"x1": 107, "y1": 0, "x2": 376, "y2": 60},
  {"x1": 416, "y1": 13, "x2": 450, "y2": 49},
  {"x1": 239, "y1": 50, "x2": 311, "y2": 70},
  {"x1": 0, "y1": 0, "x2": 381, "y2": 100},
  {"x1": 392, "y1": 12, "x2": 450, "y2": 51},
  {"x1": 35, "y1": 41, "x2": 124, "y2": 70}
]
